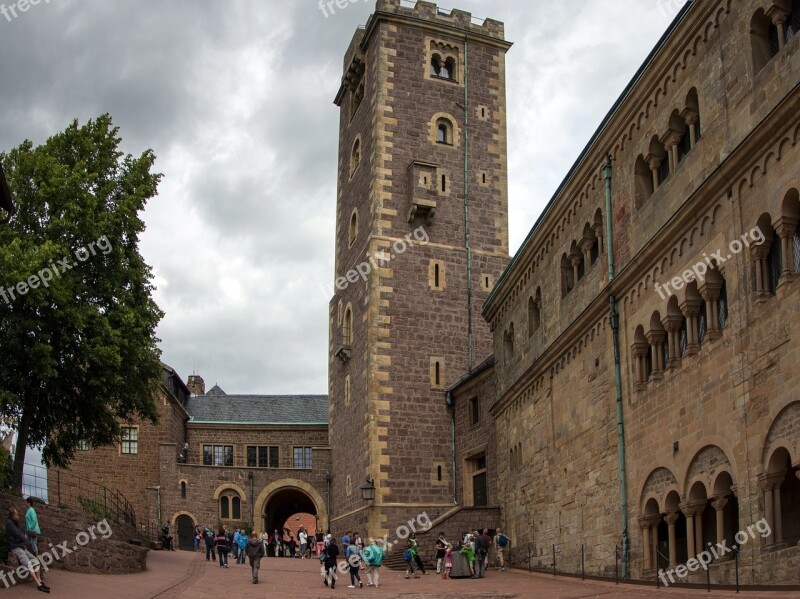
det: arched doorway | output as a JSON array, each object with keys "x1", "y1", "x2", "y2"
[
  {"x1": 175, "y1": 514, "x2": 195, "y2": 551},
  {"x1": 263, "y1": 487, "x2": 318, "y2": 537}
]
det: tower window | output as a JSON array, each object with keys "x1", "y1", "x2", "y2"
[
  {"x1": 437, "y1": 124, "x2": 448, "y2": 144},
  {"x1": 180, "y1": 481, "x2": 186, "y2": 499},
  {"x1": 348, "y1": 209, "x2": 358, "y2": 247},
  {"x1": 434, "y1": 263, "x2": 440, "y2": 287},
  {"x1": 350, "y1": 138, "x2": 361, "y2": 178},
  {"x1": 441, "y1": 174, "x2": 447, "y2": 192},
  {"x1": 437, "y1": 465, "x2": 442, "y2": 481},
  {"x1": 482, "y1": 173, "x2": 486, "y2": 184},
  {"x1": 435, "y1": 361, "x2": 440, "y2": 385},
  {"x1": 343, "y1": 306, "x2": 353, "y2": 346}
]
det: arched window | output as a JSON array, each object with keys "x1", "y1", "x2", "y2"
[
  {"x1": 434, "y1": 361, "x2": 441, "y2": 386},
  {"x1": 434, "y1": 263, "x2": 440, "y2": 287},
  {"x1": 350, "y1": 138, "x2": 361, "y2": 178},
  {"x1": 232, "y1": 496, "x2": 241, "y2": 520},
  {"x1": 220, "y1": 495, "x2": 230, "y2": 519},
  {"x1": 343, "y1": 306, "x2": 353, "y2": 346},
  {"x1": 561, "y1": 254, "x2": 574, "y2": 296},
  {"x1": 528, "y1": 288, "x2": 541, "y2": 336},
  {"x1": 788, "y1": 0, "x2": 800, "y2": 43},
  {"x1": 180, "y1": 481, "x2": 186, "y2": 499},
  {"x1": 444, "y1": 57, "x2": 456, "y2": 80},
  {"x1": 635, "y1": 155, "x2": 654, "y2": 205},
  {"x1": 718, "y1": 280, "x2": 728, "y2": 330},
  {"x1": 430, "y1": 53, "x2": 442, "y2": 76},
  {"x1": 503, "y1": 324, "x2": 515, "y2": 363},
  {"x1": 348, "y1": 209, "x2": 358, "y2": 247},
  {"x1": 751, "y1": 9, "x2": 780, "y2": 73}
]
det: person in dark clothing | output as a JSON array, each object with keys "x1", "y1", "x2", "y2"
[
  {"x1": 323, "y1": 537, "x2": 340, "y2": 589},
  {"x1": 246, "y1": 532, "x2": 266, "y2": 584},
  {"x1": 215, "y1": 528, "x2": 229, "y2": 567},
  {"x1": 408, "y1": 533, "x2": 426, "y2": 574},
  {"x1": 474, "y1": 529, "x2": 490, "y2": 578},
  {"x1": 5, "y1": 507, "x2": 49, "y2": 593},
  {"x1": 203, "y1": 526, "x2": 216, "y2": 561}
]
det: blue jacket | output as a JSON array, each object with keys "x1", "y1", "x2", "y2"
[{"x1": 237, "y1": 533, "x2": 247, "y2": 549}]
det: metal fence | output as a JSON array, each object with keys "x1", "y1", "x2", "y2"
[
  {"x1": 506, "y1": 542, "x2": 626, "y2": 583},
  {"x1": 23, "y1": 462, "x2": 137, "y2": 530}
]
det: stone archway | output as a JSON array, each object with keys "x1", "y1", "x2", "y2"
[
  {"x1": 171, "y1": 512, "x2": 197, "y2": 551},
  {"x1": 253, "y1": 478, "x2": 328, "y2": 536}
]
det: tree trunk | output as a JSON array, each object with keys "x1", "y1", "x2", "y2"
[{"x1": 11, "y1": 394, "x2": 33, "y2": 492}]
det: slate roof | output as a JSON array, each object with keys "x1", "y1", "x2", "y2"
[{"x1": 184, "y1": 391, "x2": 328, "y2": 425}]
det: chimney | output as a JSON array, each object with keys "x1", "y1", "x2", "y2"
[{"x1": 187, "y1": 374, "x2": 205, "y2": 396}]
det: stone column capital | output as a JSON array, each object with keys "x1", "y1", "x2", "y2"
[
  {"x1": 639, "y1": 514, "x2": 663, "y2": 529},
  {"x1": 664, "y1": 512, "x2": 680, "y2": 525},
  {"x1": 680, "y1": 299, "x2": 702, "y2": 318},
  {"x1": 766, "y1": 5, "x2": 789, "y2": 25},
  {"x1": 711, "y1": 496, "x2": 729, "y2": 511},
  {"x1": 680, "y1": 501, "x2": 706, "y2": 517},
  {"x1": 580, "y1": 237, "x2": 595, "y2": 253},
  {"x1": 646, "y1": 330, "x2": 666, "y2": 346},
  {"x1": 700, "y1": 280, "x2": 723, "y2": 301},
  {"x1": 680, "y1": 107, "x2": 699, "y2": 125},
  {"x1": 774, "y1": 216, "x2": 799, "y2": 239},
  {"x1": 662, "y1": 315, "x2": 684, "y2": 332},
  {"x1": 632, "y1": 340, "x2": 650, "y2": 358},
  {"x1": 645, "y1": 153, "x2": 663, "y2": 171},
  {"x1": 660, "y1": 128, "x2": 683, "y2": 149},
  {"x1": 568, "y1": 253, "x2": 582, "y2": 268},
  {"x1": 758, "y1": 472, "x2": 785, "y2": 492}
]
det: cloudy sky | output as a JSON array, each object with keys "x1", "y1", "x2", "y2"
[{"x1": 0, "y1": 0, "x2": 683, "y2": 395}]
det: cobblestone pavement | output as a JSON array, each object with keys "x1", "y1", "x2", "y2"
[{"x1": 5, "y1": 550, "x2": 800, "y2": 598}]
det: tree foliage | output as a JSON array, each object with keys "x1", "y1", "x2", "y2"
[{"x1": 0, "y1": 114, "x2": 164, "y2": 489}]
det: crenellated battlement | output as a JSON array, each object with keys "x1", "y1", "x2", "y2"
[{"x1": 375, "y1": 0, "x2": 505, "y2": 40}]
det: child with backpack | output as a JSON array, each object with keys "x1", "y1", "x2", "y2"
[{"x1": 363, "y1": 538, "x2": 385, "y2": 588}]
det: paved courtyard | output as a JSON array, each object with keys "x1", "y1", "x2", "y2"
[{"x1": 6, "y1": 550, "x2": 800, "y2": 598}]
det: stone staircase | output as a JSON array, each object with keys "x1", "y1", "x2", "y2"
[{"x1": 383, "y1": 506, "x2": 502, "y2": 570}]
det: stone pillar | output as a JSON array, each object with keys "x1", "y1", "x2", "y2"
[
  {"x1": 580, "y1": 237, "x2": 594, "y2": 268},
  {"x1": 646, "y1": 330, "x2": 666, "y2": 379},
  {"x1": 592, "y1": 222, "x2": 604, "y2": 255},
  {"x1": 768, "y1": 7, "x2": 788, "y2": 50},
  {"x1": 712, "y1": 496, "x2": 728, "y2": 547},
  {"x1": 751, "y1": 243, "x2": 772, "y2": 298},
  {"x1": 680, "y1": 299, "x2": 702, "y2": 355},
  {"x1": 646, "y1": 154, "x2": 662, "y2": 190},
  {"x1": 759, "y1": 476, "x2": 775, "y2": 546},
  {"x1": 664, "y1": 513, "x2": 679, "y2": 567},
  {"x1": 640, "y1": 518, "x2": 653, "y2": 570},
  {"x1": 774, "y1": 483, "x2": 784, "y2": 545},
  {"x1": 682, "y1": 108, "x2": 699, "y2": 146},
  {"x1": 700, "y1": 281, "x2": 722, "y2": 341},
  {"x1": 695, "y1": 509, "x2": 704, "y2": 557},
  {"x1": 662, "y1": 315, "x2": 684, "y2": 369},
  {"x1": 632, "y1": 340, "x2": 650, "y2": 390},
  {"x1": 775, "y1": 217, "x2": 799, "y2": 283},
  {"x1": 569, "y1": 252, "x2": 582, "y2": 285}
]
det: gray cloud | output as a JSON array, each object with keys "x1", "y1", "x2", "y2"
[{"x1": 0, "y1": 0, "x2": 680, "y2": 393}]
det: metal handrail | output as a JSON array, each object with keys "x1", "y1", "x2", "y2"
[{"x1": 22, "y1": 462, "x2": 137, "y2": 530}]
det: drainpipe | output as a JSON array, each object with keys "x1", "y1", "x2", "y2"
[
  {"x1": 248, "y1": 472, "x2": 254, "y2": 529},
  {"x1": 446, "y1": 391, "x2": 457, "y2": 505},
  {"x1": 604, "y1": 156, "x2": 629, "y2": 578},
  {"x1": 463, "y1": 36, "x2": 473, "y2": 371},
  {"x1": 155, "y1": 485, "x2": 162, "y2": 528}
]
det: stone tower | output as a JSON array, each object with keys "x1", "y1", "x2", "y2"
[{"x1": 328, "y1": 0, "x2": 510, "y2": 538}]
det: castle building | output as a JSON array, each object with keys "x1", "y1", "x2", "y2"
[
  {"x1": 479, "y1": 0, "x2": 800, "y2": 584},
  {"x1": 327, "y1": 0, "x2": 510, "y2": 539},
  {"x1": 46, "y1": 0, "x2": 800, "y2": 586}
]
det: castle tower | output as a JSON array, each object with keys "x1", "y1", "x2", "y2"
[{"x1": 328, "y1": 0, "x2": 510, "y2": 538}]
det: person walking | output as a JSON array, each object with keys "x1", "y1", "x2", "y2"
[
  {"x1": 6, "y1": 507, "x2": 49, "y2": 593},
  {"x1": 204, "y1": 526, "x2": 216, "y2": 561},
  {"x1": 231, "y1": 529, "x2": 240, "y2": 562},
  {"x1": 494, "y1": 527, "x2": 510, "y2": 571},
  {"x1": 24, "y1": 497, "x2": 41, "y2": 557},
  {"x1": 345, "y1": 537, "x2": 364, "y2": 588},
  {"x1": 323, "y1": 537, "x2": 340, "y2": 589},
  {"x1": 236, "y1": 529, "x2": 247, "y2": 564},
  {"x1": 246, "y1": 531, "x2": 266, "y2": 584},
  {"x1": 403, "y1": 543, "x2": 418, "y2": 579},
  {"x1": 271, "y1": 529, "x2": 281, "y2": 557},
  {"x1": 193, "y1": 526, "x2": 201, "y2": 552},
  {"x1": 215, "y1": 527, "x2": 229, "y2": 568},
  {"x1": 299, "y1": 527, "x2": 308, "y2": 558},
  {"x1": 315, "y1": 529, "x2": 325, "y2": 558},
  {"x1": 363, "y1": 538, "x2": 385, "y2": 588},
  {"x1": 461, "y1": 534, "x2": 476, "y2": 577},
  {"x1": 434, "y1": 532, "x2": 447, "y2": 574},
  {"x1": 474, "y1": 529, "x2": 490, "y2": 578}
]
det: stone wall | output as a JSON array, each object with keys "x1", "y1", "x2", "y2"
[
  {"x1": 481, "y1": 0, "x2": 800, "y2": 587},
  {"x1": 1, "y1": 494, "x2": 147, "y2": 587}
]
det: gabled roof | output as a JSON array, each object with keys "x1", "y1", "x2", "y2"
[{"x1": 184, "y1": 394, "x2": 328, "y2": 425}]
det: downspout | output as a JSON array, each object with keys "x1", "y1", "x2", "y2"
[
  {"x1": 604, "y1": 156, "x2": 629, "y2": 578},
  {"x1": 463, "y1": 36, "x2": 473, "y2": 371},
  {"x1": 156, "y1": 485, "x2": 162, "y2": 528},
  {"x1": 446, "y1": 391, "x2": 457, "y2": 505}
]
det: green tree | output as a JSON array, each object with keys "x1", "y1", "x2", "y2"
[{"x1": 0, "y1": 114, "x2": 163, "y2": 491}]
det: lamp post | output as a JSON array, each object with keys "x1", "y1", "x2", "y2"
[{"x1": 359, "y1": 478, "x2": 375, "y2": 502}]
